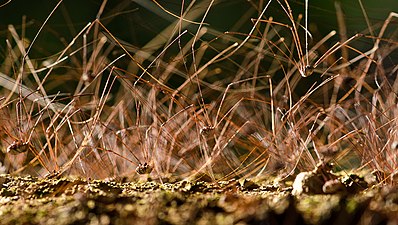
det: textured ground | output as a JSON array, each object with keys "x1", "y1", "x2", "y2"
[{"x1": 0, "y1": 173, "x2": 397, "y2": 225}]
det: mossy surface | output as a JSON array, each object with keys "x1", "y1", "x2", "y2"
[{"x1": 0, "y1": 174, "x2": 396, "y2": 225}]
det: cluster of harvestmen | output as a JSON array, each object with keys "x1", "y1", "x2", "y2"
[{"x1": 1, "y1": 0, "x2": 397, "y2": 180}]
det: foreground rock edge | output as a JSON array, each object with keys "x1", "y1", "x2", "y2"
[{"x1": 0, "y1": 174, "x2": 397, "y2": 225}]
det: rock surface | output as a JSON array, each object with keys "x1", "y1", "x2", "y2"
[{"x1": 0, "y1": 174, "x2": 396, "y2": 225}]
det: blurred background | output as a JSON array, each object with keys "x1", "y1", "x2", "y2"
[{"x1": 1, "y1": 0, "x2": 397, "y2": 59}]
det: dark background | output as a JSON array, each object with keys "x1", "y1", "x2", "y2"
[{"x1": 1, "y1": 0, "x2": 397, "y2": 58}]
